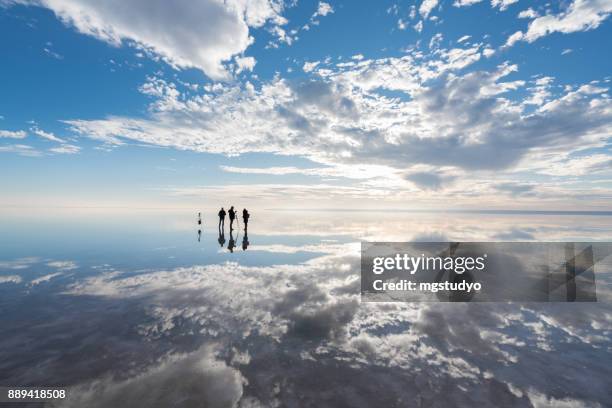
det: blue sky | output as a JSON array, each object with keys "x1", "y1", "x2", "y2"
[{"x1": 1, "y1": 0, "x2": 611, "y2": 210}]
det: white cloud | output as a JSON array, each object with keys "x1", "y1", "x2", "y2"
[
  {"x1": 409, "y1": 5, "x2": 417, "y2": 19},
  {"x1": 518, "y1": 7, "x2": 539, "y2": 19},
  {"x1": 527, "y1": 390, "x2": 595, "y2": 408},
  {"x1": 522, "y1": 76, "x2": 554, "y2": 106},
  {"x1": 304, "y1": 0, "x2": 334, "y2": 32},
  {"x1": 457, "y1": 35, "x2": 471, "y2": 43},
  {"x1": 482, "y1": 47, "x2": 495, "y2": 57},
  {"x1": 528, "y1": 153, "x2": 612, "y2": 176},
  {"x1": 506, "y1": 0, "x2": 612, "y2": 47},
  {"x1": 0, "y1": 144, "x2": 42, "y2": 157},
  {"x1": 43, "y1": 42, "x2": 64, "y2": 59},
  {"x1": 0, "y1": 129, "x2": 27, "y2": 139},
  {"x1": 0, "y1": 275, "x2": 22, "y2": 284},
  {"x1": 419, "y1": 0, "x2": 439, "y2": 18},
  {"x1": 0, "y1": 257, "x2": 40, "y2": 269},
  {"x1": 234, "y1": 56, "x2": 256, "y2": 73},
  {"x1": 7, "y1": 0, "x2": 286, "y2": 80},
  {"x1": 454, "y1": 0, "x2": 518, "y2": 9},
  {"x1": 491, "y1": 0, "x2": 518, "y2": 11},
  {"x1": 64, "y1": 50, "x2": 611, "y2": 183},
  {"x1": 58, "y1": 346, "x2": 245, "y2": 408},
  {"x1": 267, "y1": 25, "x2": 295, "y2": 47},
  {"x1": 429, "y1": 33, "x2": 444, "y2": 49},
  {"x1": 160, "y1": 183, "x2": 401, "y2": 205},
  {"x1": 31, "y1": 126, "x2": 64, "y2": 142},
  {"x1": 453, "y1": 0, "x2": 484, "y2": 7},
  {"x1": 221, "y1": 165, "x2": 314, "y2": 175},
  {"x1": 302, "y1": 61, "x2": 320, "y2": 72},
  {"x1": 313, "y1": 1, "x2": 334, "y2": 18},
  {"x1": 49, "y1": 144, "x2": 81, "y2": 154},
  {"x1": 47, "y1": 260, "x2": 78, "y2": 270},
  {"x1": 504, "y1": 30, "x2": 524, "y2": 47},
  {"x1": 220, "y1": 164, "x2": 397, "y2": 180},
  {"x1": 31, "y1": 272, "x2": 63, "y2": 285}
]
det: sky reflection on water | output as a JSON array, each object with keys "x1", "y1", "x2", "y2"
[{"x1": 1, "y1": 210, "x2": 612, "y2": 407}]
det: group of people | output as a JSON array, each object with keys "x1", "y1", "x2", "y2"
[
  {"x1": 196, "y1": 207, "x2": 250, "y2": 252},
  {"x1": 217, "y1": 206, "x2": 250, "y2": 231},
  {"x1": 196, "y1": 207, "x2": 250, "y2": 231}
]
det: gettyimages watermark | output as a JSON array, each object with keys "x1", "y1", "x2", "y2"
[{"x1": 361, "y1": 242, "x2": 612, "y2": 302}]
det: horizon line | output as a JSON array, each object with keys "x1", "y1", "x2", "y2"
[{"x1": 1, "y1": 205, "x2": 612, "y2": 216}]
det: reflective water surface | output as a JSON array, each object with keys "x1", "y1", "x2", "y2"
[{"x1": 1, "y1": 210, "x2": 612, "y2": 407}]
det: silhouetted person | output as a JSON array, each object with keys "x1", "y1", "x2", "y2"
[
  {"x1": 228, "y1": 206, "x2": 236, "y2": 230},
  {"x1": 242, "y1": 231, "x2": 249, "y2": 251},
  {"x1": 197, "y1": 212, "x2": 202, "y2": 226},
  {"x1": 218, "y1": 207, "x2": 226, "y2": 230},
  {"x1": 228, "y1": 229, "x2": 236, "y2": 253},
  {"x1": 197, "y1": 229, "x2": 201, "y2": 242},
  {"x1": 218, "y1": 229, "x2": 225, "y2": 247},
  {"x1": 242, "y1": 208, "x2": 250, "y2": 231}
]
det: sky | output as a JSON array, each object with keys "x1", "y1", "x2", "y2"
[{"x1": 1, "y1": 0, "x2": 611, "y2": 211}]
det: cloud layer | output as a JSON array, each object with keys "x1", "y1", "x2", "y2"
[
  {"x1": 2, "y1": 0, "x2": 611, "y2": 208},
  {"x1": 64, "y1": 45, "x2": 612, "y2": 204},
  {"x1": 9, "y1": 0, "x2": 287, "y2": 79}
]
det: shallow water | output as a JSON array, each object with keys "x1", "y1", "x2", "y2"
[{"x1": 1, "y1": 210, "x2": 611, "y2": 407}]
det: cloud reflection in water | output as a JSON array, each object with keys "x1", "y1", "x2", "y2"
[{"x1": 1, "y1": 210, "x2": 611, "y2": 407}]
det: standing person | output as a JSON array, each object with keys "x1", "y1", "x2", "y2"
[
  {"x1": 242, "y1": 208, "x2": 250, "y2": 231},
  {"x1": 197, "y1": 212, "x2": 202, "y2": 226},
  {"x1": 218, "y1": 207, "x2": 226, "y2": 230},
  {"x1": 228, "y1": 206, "x2": 236, "y2": 230}
]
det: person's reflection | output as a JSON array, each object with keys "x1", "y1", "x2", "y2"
[
  {"x1": 228, "y1": 229, "x2": 236, "y2": 253},
  {"x1": 242, "y1": 230, "x2": 249, "y2": 251},
  {"x1": 565, "y1": 243, "x2": 577, "y2": 302},
  {"x1": 218, "y1": 228, "x2": 225, "y2": 247},
  {"x1": 197, "y1": 229, "x2": 201, "y2": 242}
]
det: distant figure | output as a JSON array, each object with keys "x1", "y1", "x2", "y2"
[
  {"x1": 197, "y1": 229, "x2": 201, "y2": 242},
  {"x1": 197, "y1": 212, "x2": 202, "y2": 226},
  {"x1": 228, "y1": 206, "x2": 236, "y2": 230},
  {"x1": 242, "y1": 208, "x2": 250, "y2": 230},
  {"x1": 242, "y1": 231, "x2": 249, "y2": 251},
  {"x1": 218, "y1": 229, "x2": 225, "y2": 247},
  {"x1": 218, "y1": 207, "x2": 226, "y2": 230},
  {"x1": 228, "y1": 229, "x2": 236, "y2": 253}
]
